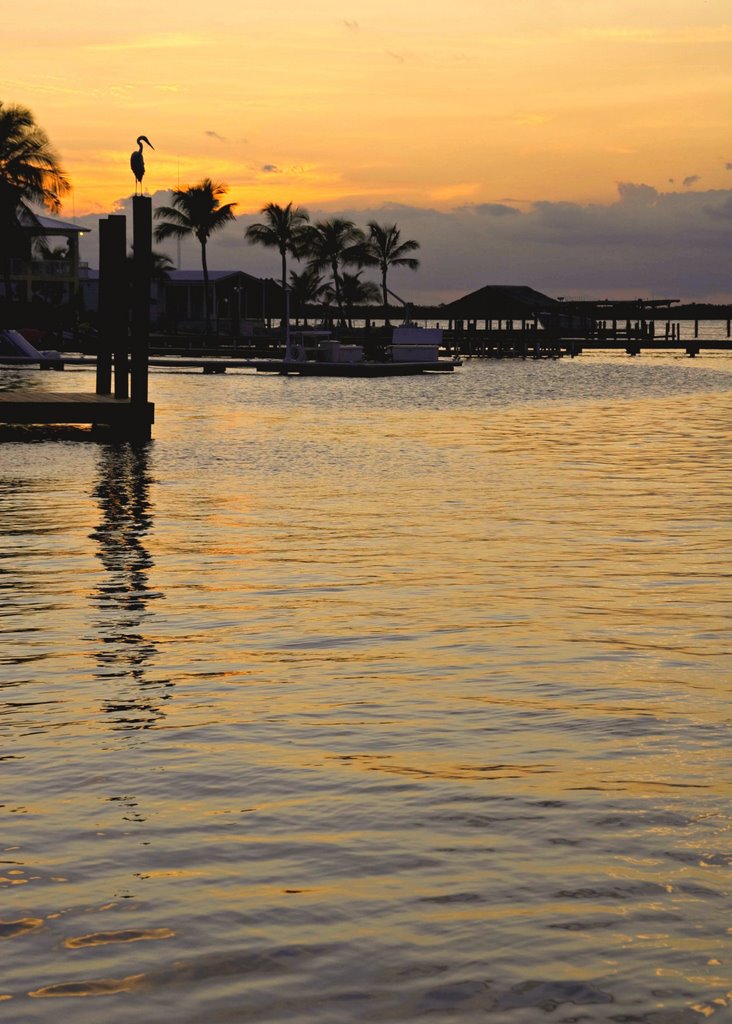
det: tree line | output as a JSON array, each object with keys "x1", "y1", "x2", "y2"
[
  {"x1": 0, "y1": 102, "x2": 421, "y2": 330},
  {"x1": 155, "y1": 183, "x2": 420, "y2": 329}
]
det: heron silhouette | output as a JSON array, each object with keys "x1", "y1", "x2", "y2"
[{"x1": 131, "y1": 136, "x2": 154, "y2": 194}]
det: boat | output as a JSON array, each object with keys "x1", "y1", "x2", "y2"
[
  {"x1": 273, "y1": 326, "x2": 458, "y2": 376},
  {"x1": 0, "y1": 329, "x2": 63, "y2": 367}
]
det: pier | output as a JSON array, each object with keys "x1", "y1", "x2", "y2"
[
  {"x1": 0, "y1": 197, "x2": 155, "y2": 440},
  {"x1": 442, "y1": 325, "x2": 732, "y2": 359},
  {"x1": 433, "y1": 294, "x2": 732, "y2": 358},
  {"x1": 0, "y1": 390, "x2": 153, "y2": 431}
]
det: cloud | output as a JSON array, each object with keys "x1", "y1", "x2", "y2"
[
  {"x1": 463, "y1": 203, "x2": 521, "y2": 217},
  {"x1": 75, "y1": 186, "x2": 732, "y2": 305},
  {"x1": 682, "y1": 175, "x2": 700, "y2": 188},
  {"x1": 205, "y1": 130, "x2": 227, "y2": 143},
  {"x1": 706, "y1": 195, "x2": 732, "y2": 221},
  {"x1": 261, "y1": 164, "x2": 280, "y2": 173},
  {"x1": 236, "y1": 187, "x2": 732, "y2": 302},
  {"x1": 616, "y1": 182, "x2": 658, "y2": 206}
]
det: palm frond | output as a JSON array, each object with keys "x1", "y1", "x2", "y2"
[{"x1": 0, "y1": 101, "x2": 69, "y2": 213}]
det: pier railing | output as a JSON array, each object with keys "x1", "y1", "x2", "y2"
[{"x1": 58, "y1": 315, "x2": 727, "y2": 364}]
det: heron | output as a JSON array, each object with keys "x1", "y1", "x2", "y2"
[{"x1": 131, "y1": 136, "x2": 154, "y2": 194}]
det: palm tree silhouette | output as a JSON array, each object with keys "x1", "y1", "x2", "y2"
[
  {"x1": 364, "y1": 222, "x2": 420, "y2": 321},
  {"x1": 127, "y1": 249, "x2": 174, "y2": 281},
  {"x1": 0, "y1": 102, "x2": 70, "y2": 300},
  {"x1": 154, "y1": 179, "x2": 236, "y2": 333},
  {"x1": 289, "y1": 266, "x2": 328, "y2": 323},
  {"x1": 324, "y1": 271, "x2": 380, "y2": 328},
  {"x1": 245, "y1": 202, "x2": 310, "y2": 290},
  {"x1": 301, "y1": 218, "x2": 365, "y2": 325}
]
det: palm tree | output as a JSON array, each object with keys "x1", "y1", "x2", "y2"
[
  {"x1": 128, "y1": 248, "x2": 174, "y2": 282},
  {"x1": 324, "y1": 270, "x2": 380, "y2": 328},
  {"x1": 245, "y1": 202, "x2": 309, "y2": 291},
  {"x1": 364, "y1": 222, "x2": 420, "y2": 321},
  {"x1": 154, "y1": 179, "x2": 236, "y2": 332},
  {"x1": 0, "y1": 101, "x2": 70, "y2": 300},
  {"x1": 150, "y1": 250, "x2": 175, "y2": 281},
  {"x1": 300, "y1": 218, "x2": 365, "y2": 324},
  {"x1": 288, "y1": 266, "x2": 328, "y2": 323},
  {"x1": 39, "y1": 243, "x2": 68, "y2": 261}
]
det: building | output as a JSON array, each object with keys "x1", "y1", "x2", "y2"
[
  {"x1": 160, "y1": 270, "x2": 285, "y2": 333},
  {"x1": 437, "y1": 285, "x2": 558, "y2": 327},
  {"x1": 4, "y1": 211, "x2": 90, "y2": 309}
]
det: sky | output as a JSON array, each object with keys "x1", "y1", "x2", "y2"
[{"x1": 3, "y1": 0, "x2": 731, "y2": 301}]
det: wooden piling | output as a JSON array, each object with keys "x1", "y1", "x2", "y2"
[
  {"x1": 98, "y1": 218, "x2": 121, "y2": 395},
  {"x1": 99, "y1": 215, "x2": 129, "y2": 399},
  {"x1": 131, "y1": 196, "x2": 152, "y2": 412},
  {"x1": 1, "y1": 201, "x2": 154, "y2": 440}
]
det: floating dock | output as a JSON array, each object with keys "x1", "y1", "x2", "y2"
[{"x1": 270, "y1": 359, "x2": 455, "y2": 376}]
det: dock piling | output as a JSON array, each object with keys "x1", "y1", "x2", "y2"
[
  {"x1": 0, "y1": 198, "x2": 157, "y2": 440},
  {"x1": 131, "y1": 196, "x2": 152, "y2": 411},
  {"x1": 99, "y1": 214, "x2": 128, "y2": 399}
]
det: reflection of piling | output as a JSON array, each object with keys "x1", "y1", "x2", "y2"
[{"x1": 91, "y1": 443, "x2": 170, "y2": 728}]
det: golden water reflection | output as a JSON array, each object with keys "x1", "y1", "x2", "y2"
[
  {"x1": 89, "y1": 443, "x2": 171, "y2": 730},
  {"x1": 2, "y1": 362, "x2": 731, "y2": 1021}
]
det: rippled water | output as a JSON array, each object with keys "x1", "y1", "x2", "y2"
[{"x1": 1, "y1": 354, "x2": 731, "y2": 1022}]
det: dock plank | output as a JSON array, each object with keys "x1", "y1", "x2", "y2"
[{"x1": 0, "y1": 390, "x2": 154, "y2": 429}]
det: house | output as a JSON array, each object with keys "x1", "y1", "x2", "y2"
[
  {"x1": 4, "y1": 211, "x2": 90, "y2": 309},
  {"x1": 78, "y1": 267, "x2": 285, "y2": 335},
  {"x1": 159, "y1": 270, "x2": 285, "y2": 332}
]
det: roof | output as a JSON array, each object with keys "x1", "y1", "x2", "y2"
[
  {"x1": 166, "y1": 269, "x2": 280, "y2": 287},
  {"x1": 442, "y1": 285, "x2": 558, "y2": 318},
  {"x1": 19, "y1": 210, "x2": 90, "y2": 235}
]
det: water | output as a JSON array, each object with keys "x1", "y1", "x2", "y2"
[{"x1": 1, "y1": 353, "x2": 731, "y2": 1022}]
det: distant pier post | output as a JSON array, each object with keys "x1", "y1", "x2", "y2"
[{"x1": 131, "y1": 196, "x2": 152, "y2": 409}]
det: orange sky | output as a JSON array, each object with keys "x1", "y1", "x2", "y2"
[{"x1": 3, "y1": 0, "x2": 731, "y2": 217}]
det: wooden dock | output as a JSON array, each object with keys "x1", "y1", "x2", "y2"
[
  {"x1": 0, "y1": 390, "x2": 154, "y2": 433},
  {"x1": 566, "y1": 336, "x2": 732, "y2": 357},
  {"x1": 445, "y1": 329, "x2": 732, "y2": 359},
  {"x1": 0, "y1": 197, "x2": 155, "y2": 440},
  {"x1": 2, "y1": 355, "x2": 457, "y2": 376},
  {"x1": 273, "y1": 359, "x2": 455, "y2": 376}
]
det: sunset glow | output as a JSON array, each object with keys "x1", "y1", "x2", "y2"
[{"x1": 3, "y1": 0, "x2": 730, "y2": 217}]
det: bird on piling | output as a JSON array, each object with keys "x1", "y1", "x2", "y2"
[{"x1": 131, "y1": 136, "x2": 154, "y2": 194}]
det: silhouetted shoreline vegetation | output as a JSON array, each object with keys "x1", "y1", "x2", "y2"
[
  {"x1": 5, "y1": 101, "x2": 732, "y2": 341},
  {"x1": 246, "y1": 202, "x2": 421, "y2": 322}
]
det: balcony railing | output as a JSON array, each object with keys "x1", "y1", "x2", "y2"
[{"x1": 9, "y1": 259, "x2": 87, "y2": 280}]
